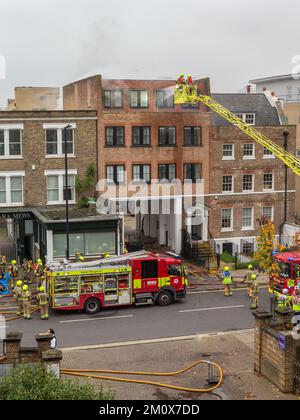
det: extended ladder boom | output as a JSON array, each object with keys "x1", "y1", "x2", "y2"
[{"x1": 174, "y1": 84, "x2": 300, "y2": 176}]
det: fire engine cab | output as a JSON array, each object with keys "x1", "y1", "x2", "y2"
[
  {"x1": 270, "y1": 252, "x2": 300, "y2": 295},
  {"x1": 48, "y1": 252, "x2": 188, "y2": 314}
]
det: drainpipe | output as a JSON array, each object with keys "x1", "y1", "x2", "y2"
[{"x1": 279, "y1": 130, "x2": 289, "y2": 245}]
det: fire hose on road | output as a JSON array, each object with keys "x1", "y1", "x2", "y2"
[{"x1": 61, "y1": 359, "x2": 223, "y2": 394}]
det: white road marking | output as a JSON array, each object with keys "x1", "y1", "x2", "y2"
[
  {"x1": 60, "y1": 315, "x2": 133, "y2": 324},
  {"x1": 179, "y1": 305, "x2": 245, "y2": 313}
]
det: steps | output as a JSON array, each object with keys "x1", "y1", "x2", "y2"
[{"x1": 191, "y1": 241, "x2": 218, "y2": 271}]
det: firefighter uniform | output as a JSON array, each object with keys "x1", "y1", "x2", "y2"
[
  {"x1": 22, "y1": 286, "x2": 31, "y2": 320},
  {"x1": 292, "y1": 288, "x2": 300, "y2": 315},
  {"x1": 222, "y1": 267, "x2": 233, "y2": 297},
  {"x1": 36, "y1": 287, "x2": 49, "y2": 320},
  {"x1": 244, "y1": 265, "x2": 255, "y2": 297},
  {"x1": 250, "y1": 275, "x2": 259, "y2": 309},
  {"x1": 13, "y1": 281, "x2": 23, "y2": 316}
]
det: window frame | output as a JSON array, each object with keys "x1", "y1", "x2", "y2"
[
  {"x1": 222, "y1": 175, "x2": 234, "y2": 193},
  {"x1": 103, "y1": 90, "x2": 123, "y2": 108},
  {"x1": 184, "y1": 127, "x2": 202, "y2": 146},
  {"x1": 0, "y1": 172, "x2": 24, "y2": 207},
  {"x1": 129, "y1": 90, "x2": 149, "y2": 109},
  {"x1": 221, "y1": 208, "x2": 233, "y2": 232},
  {"x1": 45, "y1": 170, "x2": 77, "y2": 205},
  {"x1": 132, "y1": 127, "x2": 151, "y2": 147},
  {"x1": 106, "y1": 165, "x2": 126, "y2": 185},
  {"x1": 158, "y1": 127, "x2": 176, "y2": 146},
  {"x1": 222, "y1": 144, "x2": 235, "y2": 160},
  {"x1": 158, "y1": 164, "x2": 177, "y2": 182},
  {"x1": 243, "y1": 174, "x2": 254, "y2": 192},
  {"x1": 156, "y1": 89, "x2": 174, "y2": 109},
  {"x1": 243, "y1": 143, "x2": 255, "y2": 159},
  {"x1": 262, "y1": 206, "x2": 274, "y2": 221},
  {"x1": 0, "y1": 128, "x2": 23, "y2": 159},
  {"x1": 132, "y1": 164, "x2": 151, "y2": 183},
  {"x1": 242, "y1": 207, "x2": 254, "y2": 230},
  {"x1": 263, "y1": 147, "x2": 275, "y2": 159},
  {"x1": 236, "y1": 113, "x2": 256, "y2": 125},
  {"x1": 44, "y1": 127, "x2": 75, "y2": 158},
  {"x1": 184, "y1": 163, "x2": 202, "y2": 183},
  {"x1": 105, "y1": 126, "x2": 125, "y2": 147},
  {"x1": 263, "y1": 173, "x2": 274, "y2": 191}
]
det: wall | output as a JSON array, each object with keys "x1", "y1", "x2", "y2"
[
  {"x1": 13, "y1": 87, "x2": 61, "y2": 111},
  {"x1": 253, "y1": 78, "x2": 300, "y2": 102}
]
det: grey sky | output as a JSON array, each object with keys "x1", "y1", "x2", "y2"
[{"x1": 0, "y1": 0, "x2": 299, "y2": 107}]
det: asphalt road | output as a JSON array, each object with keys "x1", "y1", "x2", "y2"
[{"x1": 5, "y1": 288, "x2": 270, "y2": 348}]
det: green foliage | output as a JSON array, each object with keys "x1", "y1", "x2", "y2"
[
  {"x1": 77, "y1": 196, "x2": 90, "y2": 209},
  {"x1": 75, "y1": 175, "x2": 84, "y2": 193},
  {"x1": 254, "y1": 219, "x2": 276, "y2": 273},
  {"x1": 220, "y1": 252, "x2": 235, "y2": 263},
  {"x1": 0, "y1": 364, "x2": 114, "y2": 401},
  {"x1": 236, "y1": 262, "x2": 252, "y2": 270}
]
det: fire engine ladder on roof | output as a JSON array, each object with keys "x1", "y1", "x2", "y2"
[
  {"x1": 47, "y1": 250, "x2": 152, "y2": 270},
  {"x1": 174, "y1": 84, "x2": 300, "y2": 176}
]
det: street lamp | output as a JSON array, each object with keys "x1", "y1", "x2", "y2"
[{"x1": 64, "y1": 124, "x2": 72, "y2": 260}]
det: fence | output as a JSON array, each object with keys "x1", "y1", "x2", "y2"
[{"x1": 0, "y1": 243, "x2": 17, "y2": 261}]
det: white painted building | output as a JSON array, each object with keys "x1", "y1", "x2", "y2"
[{"x1": 249, "y1": 74, "x2": 300, "y2": 103}]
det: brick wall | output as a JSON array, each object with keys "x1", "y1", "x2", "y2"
[
  {"x1": 0, "y1": 110, "x2": 97, "y2": 208},
  {"x1": 209, "y1": 125, "x2": 297, "y2": 239}
]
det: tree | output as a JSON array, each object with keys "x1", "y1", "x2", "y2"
[
  {"x1": 254, "y1": 218, "x2": 279, "y2": 273},
  {"x1": 0, "y1": 364, "x2": 114, "y2": 400},
  {"x1": 75, "y1": 164, "x2": 97, "y2": 209}
]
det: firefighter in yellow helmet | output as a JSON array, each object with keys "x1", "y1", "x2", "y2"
[
  {"x1": 243, "y1": 264, "x2": 255, "y2": 298},
  {"x1": 222, "y1": 267, "x2": 233, "y2": 297},
  {"x1": 250, "y1": 274, "x2": 259, "y2": 310},
  {"x1": 36, "y1": 286, "x2": 49, "y2": 320},
  {"x1": 10, "y1": 259, "x2": 18, "y2": 289},
  {"x1": 13, "y1": 280, "x2": 23, "y2": 316},
  {"x1": 22, "y1": 285, "x2": 32, "y2": 320}
]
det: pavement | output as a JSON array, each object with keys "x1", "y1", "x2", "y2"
[{"x1": 61, "y1": 330, "x2": 298, "y2": 400}]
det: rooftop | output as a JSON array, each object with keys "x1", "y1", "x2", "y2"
[
  {"x1": 212, "y1": 93, "x2": 281, "y2": 126},
  {"x1": 249, "y1": 74, "x2": 300, "y2": 84}
]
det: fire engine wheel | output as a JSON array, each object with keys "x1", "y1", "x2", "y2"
[
  {"x1": 157, "y1": 291, "x2": 173, "y2": 306},
  {"x1": 85, "y1": 298, "x2": 101, "y2": 315}
]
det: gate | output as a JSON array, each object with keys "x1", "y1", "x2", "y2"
[{"x1": 0, "y1": 243, "x2": 17, "y2": 261}]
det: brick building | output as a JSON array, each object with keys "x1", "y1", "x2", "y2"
[
  {"x1": 210, "y1": 93, "x2": 296, "y2": 255},
  {"x1": 0, "y1": 110, "x2": 122, "y2": 261},
  {"x1": 63, "y1": 75, "x2": 212, "y2": 254}
]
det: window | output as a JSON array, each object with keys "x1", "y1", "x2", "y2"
[
  {"x1": 45, "y1": 127, "x2": 74, "y2": 157},
  {"x1": 222, "y1": 176, "x2": 233, "y2": 193},
  {"x1": 222, "y1": 144, "x2": 234, "y2": 160},
  {"x1": 106, "y1": 165, "x2": 125, "y2": 184},
  {"x1": 0, "y1": 129, "x2": 22, "y2": 158},
  {"x1": 242, "y1": 208, "x2": 254, "y2": 229},
  {"x1": 0, "y1": 173, "x2": 24, "y2": 206},
  {"x1": 158, "y1": 127, "x2": 176, "y2": 146},
  {"x1": 243, "y1": 174, "x2": 254, "y2": 191},
  {"x1": 242, "y1": 241, "x2": 254, "y2": 255},
  {"x1": 104, "y1": 90, "x2": 123, "y2": 108},
  {"x1": 243, "y1": 143, "x2": 255, "y2": 159},
  {"x1": 236, "y1": 113, "x2": 255, "y2": 125},
  {"x1": 263, "y1": 147, "x2": 274, "y2": 158},
  {"x1": 263, "y1": 173, "x2": 273, "y2": 190},
  {"x1": 156, "y1": 89, "x2": 174, "y2": 108},
  {"x1": 158, "y1": 164, "x2": 176, "y2": 182},
  {"x1": 132, "y1": 127, "x2": 151, "y2": 146},
  {"x1": 105, "y1": 127, "x2": 125, "y2": 146},
  {"x1": 132, "y1": 165, "x2": 151, "y2": 183},
  {"x1": 46, "y1": 172, "x2": 76, "y2": 204},
  {"x1": 53, "y1": 232, "x2": 116, "y2": 257},
  {"x1": 262, "y1": 206, "x2": 273, "y2": 221},
  {"x1": 184, "y1": 164, "x2": 201, "y2": 182},
  {"x1": 130, "y1": 90, "x2": 149, "y2": 108},
  {"x1": 221, "y1": 208, "x2": 233, "y2": 230},
  {"x1": 142, "y1": 260, "x2": 158, "y2": 279},
  {"x1": 184, "y1": 127, "x2": 202, "y2": 146}
]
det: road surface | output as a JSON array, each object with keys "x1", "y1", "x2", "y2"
[{"x1": 6, "y1": 288, "x2": 270, "y2": 348}]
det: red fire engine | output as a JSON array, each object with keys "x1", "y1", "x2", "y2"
[
  {"x1": 269, "y1": 252, "x2": 300, "y2": 295},
  {"x1": 48, "y1": 252, "x2": 188, "y2": 314}
]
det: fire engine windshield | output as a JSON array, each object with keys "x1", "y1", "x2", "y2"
[
  {"x1": 294, "y1": 264, "x2": 300, "y2": 279},
  {"x1": 278, "y1": 262, "x2": 291, "y2": 279},
  {"x1": 168, "y1": 264, "x2": 184, "y2": 276}
]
